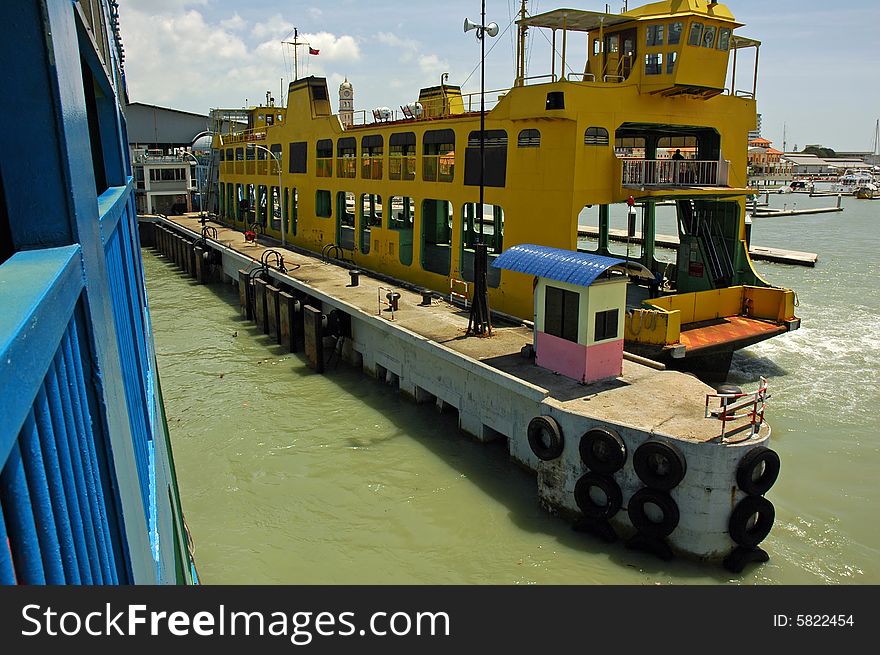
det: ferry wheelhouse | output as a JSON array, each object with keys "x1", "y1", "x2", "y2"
[{"x1": 211, "y1": 0, "x2": 799, "y2": 378}]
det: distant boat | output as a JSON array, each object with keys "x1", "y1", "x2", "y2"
[{"x1": 832, "y1": 168, "x2": 876, "y2": 195}]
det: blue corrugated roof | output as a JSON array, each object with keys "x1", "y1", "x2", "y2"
[{"x1": 492, "y1": 244, "x2": 629, "y2": 287}]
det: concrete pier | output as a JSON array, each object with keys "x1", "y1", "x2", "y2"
[{"x1": 143, "y1": 215, "x2": 778, "y2": 563}]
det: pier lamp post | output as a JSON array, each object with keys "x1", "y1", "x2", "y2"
[
  {"x1": 253, "y1": 144, "x2": 286, "y2": 247},
  {"x1": 181, "y1": 151, "x2": 203, "y2": 217},
  {"x1": 463, "y1": 3, "x2": 498, "y2": 337}
]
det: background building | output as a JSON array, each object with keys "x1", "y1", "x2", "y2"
[{"x1": 339, "y1": 78, "x2": 354, "y2": 127}]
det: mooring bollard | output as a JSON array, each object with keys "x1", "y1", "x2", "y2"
[
  {"x1": 420, "y1": 290, "x2": 433, "y2": 306},
  {"x1": 349, "y1": 269, "x2": 360, "y2": 287},
  {"x1": 386, "y1": 291, "x2": 401, "y2": 312}
]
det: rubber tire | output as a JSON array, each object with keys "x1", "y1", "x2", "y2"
[
  {"x1": 528, "y1": 416, "x2": 564, "y2": 461},
  {"x1": 579, "y1": 428, "x2": 627, "y2": 474},
  {"x1": 627, "y1": 488, "x2": 680, "y2": 538},
  {"x1": 728, "y1": 495, "x2": 775, "y2": 548},
  {"x1": 633, "y1": 440, "x2": 687, "y2": 490},
  {"x1": 736, "y1": 447, "x2": 781, "y2": 496},
  {"x1": 574, "y1": 473, "x2": 623, "y2": 520}
]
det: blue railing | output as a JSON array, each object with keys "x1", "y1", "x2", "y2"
[{"x1": 0, "y1": 246, "x2": 125, "y2": 583}]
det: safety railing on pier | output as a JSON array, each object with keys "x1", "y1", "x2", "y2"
[
  {"x1": 621, "y1": 159, "x2": 729, "y2": 187},
  {"x1": 705, "y1": 378, "x2": 769, "y2": 440}
]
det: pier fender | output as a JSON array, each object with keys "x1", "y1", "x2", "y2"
[
  {"x1": 579, "y1": 428, "x2": 627, "y2": 474},
  {"x1": 574, "y1": 473, "x2": 622, "y2": 520},
  {"x1": 528, "y1": 416, "x2": 564, "y2": 461},
  {"x1": 736, "y1": 447, "x2": 780, "y2": 497},
  {"x1": 633, "y1": 439, "x2": 687, "y2": 491},
  {"x1": 627, "y1": 488, "x2": 680, "y2": 538},
  {"x1": 728, "y1": 496, "x2": 775, "y2": 548}
]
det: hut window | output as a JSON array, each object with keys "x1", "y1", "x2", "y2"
[
  {"x1": 667, "y1": 51, "x2": 678, "y2": 74},
  {"x1": 717, "y1": 28, "x2": 731, "y2": 51},
  {"x1": 668, "y1": 22, "x2": 683, "y2": 45},
  {"x1": 594, "y1": 309, "x2": 619, "y2": 342},
  {"x1": 544, "y1": 286, "x2": 579, "y2": 343}
]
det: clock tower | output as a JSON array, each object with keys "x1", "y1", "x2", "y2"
[{"x1": 339, "y1": 78, "x2": 354, "y2": 127}]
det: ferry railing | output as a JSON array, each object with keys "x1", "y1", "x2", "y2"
[
  {"x1": 566, "y1": 73, "x2": 596, "y2": 82},
  {"x1": 522, "y1": 74, "x2": 557, "y2": 85},
  {"x1": 389, "y1": 155, "x2": 416, "y2": 181},
  {"x1": 705, "y1": 378, "x2": 769, "y2": 441},
  {"x1": 461, "y1": 88, "x2": 509, "y2": 113},
  {"x1": 621, "y1": 160, "x2": 728, "y2": 187}
]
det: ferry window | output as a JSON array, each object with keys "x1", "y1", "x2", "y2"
[
  {"x1": 219, "y1": 149, "x2": 225, "y2": 161},
  {"x1": 316, "y1": 139, "x2": 332, "y2": 177},
  {"x1": 668, "y1": 22, "x2": 683, "y2": 45},
  {"x1": 265, "y1": 114, "x2": 274, "y2": 126},
  {"x1": 646, "y1": 24, "x2": 664, "y2": 47},
  {"x1": 312, "y1": 84, "x2": 328, "y2": 101},
  {"x1": 315, "y1": 190, "x2": 331, "y2": 218},
  {"x1": 235, "y1": 148, "x2": 244, "y2": 160},
  {"x1": 359, "y1": 193, "x2": 381, "y2": 254},
  {"x1": 517, "y1": 129, "x2": 541, "y2": 147},
  {"x1": 337, "y1": 191, "x2": 356, "y2": 250},
  {"x1": 256, "y1": 147, "x2": 266, "y2": 161},
  {"x1": 389, "y1": 196, "x2": 414, "y2": 266},
  {"x1": 688, "y1": 22, "x2": 703, "y2": 47},
  {"x1": 270, "y1": 143, "x2": 282, "y2": 172},
  {"x1": 702, "y1": 25, "x2": 717, "y2": 48},
  {"x1": 544, "y1": 286, "x2": 579, "y2": 343},
  {"x1": 461, "y1": 203, "x2": 504, "y2": 288},
  {"x1": 717, "y1": 28, "x2": 731, "y2": 51},
  {"x1": 226, "y1": 149, "x2": 233, "y2": 161},
  {"x1": 667, "y1": 51, "x2": 677, "y2": 74},
  {"x1": 593, "y1": 38, "x2": 602, "y2": 56},
  {"x1": 246, "y1": 144, "x2": 256, "y2": 160},
  {"x1": 594, "y1": 308, "x2": 619, "y2": 342},
  {"x1": 465, "y1": 130, "x2": 508, "y2": 187},
  {"x1": 289, "y1": 141, "x2": 307, "y2": 174},
  {"x1": 608, "y1": 34, "x2": 619, "y2": 53},
  {"x1": 389, "y1": 132, "x2": 416, "y2": 180},
  {"x1": 361, "y1": 135, "x2": 383, "y2": 180},
  {"x1": 584, "y1": 127, "x2": 610, "y2": 146},
  {"x1": 645, "y1": 53, "x2": 663, "y2": 75},
  {"x1": 423, "y1": 129, "x2": 455, "y2": 183},
  {"x1": 337, "y1": 137, "x2": 356, "y2": 179},
  {"x1": 284, "y1": 187, "x2": 298, "y2": 235},
  {"x1": 269, "y1": 185, "x2": 281, "y2": 230},
  {"x1": 421, "y1": 199, "x2": 452, "y2": 276}
]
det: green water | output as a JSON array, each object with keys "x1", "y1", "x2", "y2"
[{"x1": 145, "y1": 192, "x2": 878, "y2": 584}]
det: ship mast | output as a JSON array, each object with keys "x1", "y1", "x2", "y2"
[{"x1": 515, "y1": 0, "x2": 528, "y2": 86}]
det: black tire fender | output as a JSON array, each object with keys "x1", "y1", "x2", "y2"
[
  {"x1": 579, "y1": 427, "x2": 627, "y2": 474},
  {"x1": 528, "y1": 416, "x2": 564, "y2": 461},
  {"x1": 736, "y1": 447, "x2": 780, "y2": 496},
  {"x1": 633, "y1": 439, "x2": 687, "y2": 490},
  {"x1": 728, "y1": 495, "x2": 775, "y2": 548},
  {"x1": 574, "y1": 473, "x2": 623, "y2": 520},
  {"x1": 627, "y1": 488, "x2": 680, "y2": 538}
]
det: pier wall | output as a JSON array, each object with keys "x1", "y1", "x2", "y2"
[{"x1": 144, "y1": 217, "x2": 776, "y2": 563}]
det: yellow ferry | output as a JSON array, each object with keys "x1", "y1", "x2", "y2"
[{"x1": 210, "y1": 0, "x2": 799, "y2": 379}]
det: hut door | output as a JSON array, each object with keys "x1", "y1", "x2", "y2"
[{"x1": 620, "y1": 29, "x2": 637, "y2": 79}]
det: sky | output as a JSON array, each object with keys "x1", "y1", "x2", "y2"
[{"x1": 118, "y1": 1, "x2": 880, "y2": 152}]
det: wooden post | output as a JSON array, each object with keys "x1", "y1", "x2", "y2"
[{"x1": 303, "y1": 305, "x2": 325, "y2": 373}]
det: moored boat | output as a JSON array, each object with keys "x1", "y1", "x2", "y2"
[{"x1": 209, "y1": 0, "x2": 800, "y2": 380}]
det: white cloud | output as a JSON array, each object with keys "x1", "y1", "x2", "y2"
[
  {"x1": 418, "y1": 54, "x2": 449, "y2": 76},
  {"x1": 251, "y1": 14, "x2": 291, "y2": 40},
  {"x1": 220, "y1": 14, "x2": 245, "y2": 31},
  {"x1": 302, "y1": 32, "x2": 361, "y2": 61},
  {"x1": 308, "y1": 7, "x2": 323, "y2": 20}
]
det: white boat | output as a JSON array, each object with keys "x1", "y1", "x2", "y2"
[{"x1": 832, "y1": 168, "x2": 876, "y2": 195}]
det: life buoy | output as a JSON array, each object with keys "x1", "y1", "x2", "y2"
[
  {"x1": 728, "y1": 495, "x2": 775, "y2": 548},
  {"x1": 736, "y1": 447, "x2": 780, "y2": 496},
  {"x1": 574, "y1": 473, "x2": 622, "y2": 520},
  {"x1": 627, "y1": 488, "x2": 680, "y2": 538},
  {"x1": 528, "y1": 416, "x2": 564, "y2": 461},
  {"x1": 633, "y1": 439, "x2": 687, "y2": 490},
  {"x1": 579, "y1": 427, "x2": 627, "y2": 474}
]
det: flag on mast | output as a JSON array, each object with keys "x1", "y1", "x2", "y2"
[{"x1": 309, "y1": 47, "x2": 320, "y2": 55}]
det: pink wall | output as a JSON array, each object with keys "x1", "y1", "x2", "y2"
[{"x1": 536, "y1": 332, "x2": 623, "y2": 384}]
